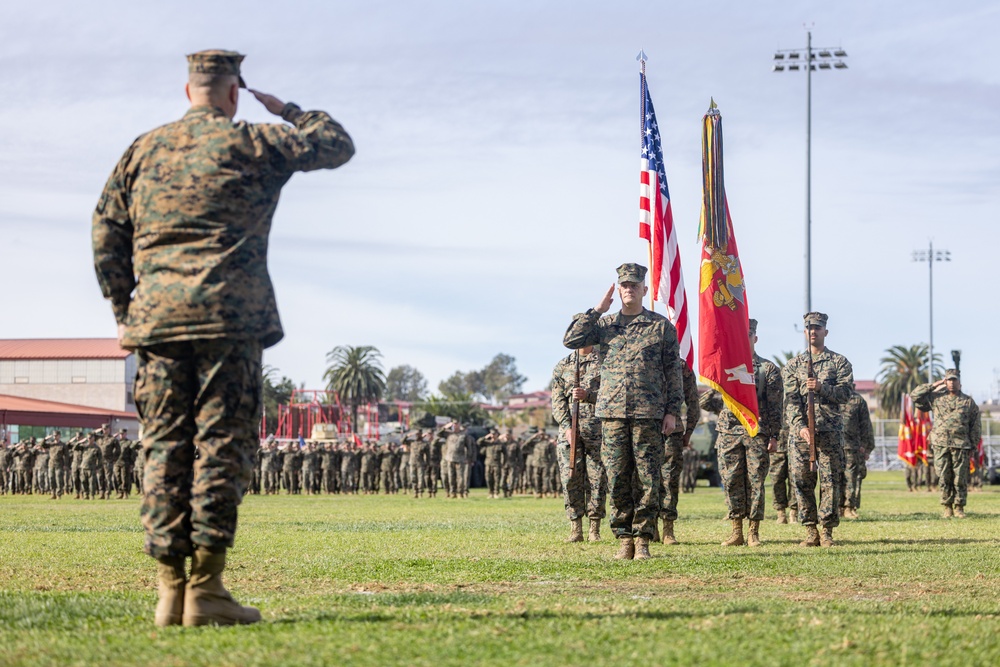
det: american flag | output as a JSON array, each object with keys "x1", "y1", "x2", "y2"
[{"x1": 638, "y1": 71, "x2": 694, "y2": 370}]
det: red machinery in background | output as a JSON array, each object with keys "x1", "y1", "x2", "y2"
[{"x1": 260, "y1": 389, "x2": 411, "y2": 441}]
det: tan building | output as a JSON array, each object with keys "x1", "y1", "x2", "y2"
[{"x1": 0, "y1": 339, "x2": 136, "y2": 414}]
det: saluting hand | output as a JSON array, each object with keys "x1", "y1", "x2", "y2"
[
  {"x1": 249, "y1": 89, "x2": 287, "y2": 116},
  {"x1": 595, "y1": 284, "x2": 615, "y2": 314}
]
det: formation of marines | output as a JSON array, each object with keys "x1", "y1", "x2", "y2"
[
  {"x1": 248, "y1": 424, "x2": 567, "y2": 499},
  {"x1": 0, "y1": 425, "x2": 142, "y2": 499}
]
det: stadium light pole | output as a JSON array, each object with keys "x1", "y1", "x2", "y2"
[
  {"x1": 913, "y1": 241, "x2": 951, "y2": 383},
  {"x1": 773, "y1": 31, "x2": 848, "y2": 314}
]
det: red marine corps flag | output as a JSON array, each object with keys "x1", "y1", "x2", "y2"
[
  {"x1": 897, "y1": 395, "x2": 919, "y2": 467},
  {"x1": 696, "y1": 100, "x2": 758, "y2": 435}
]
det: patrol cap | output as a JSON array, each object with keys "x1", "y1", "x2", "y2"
[
  {"x1": 748, "y1": 318, "x2": 758, "y2": 335},
  {"x1": 616, "y1": 263, "x2": 647, "y2": 284},
  {"x1": 187, "y1": 49, "x2": 247, "y2": 88},
  {"x1": 803, "y1": 312, "x2": 828, "y2": 328},
  {"x1": 945, "y1": 368, "x2": 960, "y2": 380}
]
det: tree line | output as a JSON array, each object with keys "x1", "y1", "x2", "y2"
[{"x1": 263, "y1": 346, "x2": 528, "y2": 432}]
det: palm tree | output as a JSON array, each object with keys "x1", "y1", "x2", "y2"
[
  {"x1": 771, "y1": 351, "x2": 795, "y2": 370},
  {"x1": 875, "y1": 344, "x2": 942, "y2": 418},
  {"x1": 323, "y1": 345, "x2": 386, "y2": 432}
]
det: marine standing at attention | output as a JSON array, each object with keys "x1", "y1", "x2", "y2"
[{"x1": 92, "y1": 49, "x2": 354, "y2": 626}]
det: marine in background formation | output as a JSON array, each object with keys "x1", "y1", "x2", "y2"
[{"x1": 911, "y1": 369, "x2": 981, "y2": 518}]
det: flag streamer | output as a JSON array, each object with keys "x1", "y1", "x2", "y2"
[{"x1": 696, "y1": 100, "x2": 758, "y2": 436}]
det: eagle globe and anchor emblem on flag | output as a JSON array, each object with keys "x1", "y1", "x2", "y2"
[{"x1": 700, "y1": 244, "x2": 746, "y2": 311}]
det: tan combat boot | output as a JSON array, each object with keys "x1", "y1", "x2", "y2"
[
  {"x1": 566, "y1": 518, "x2": 584, "y2": 543},
  {"x1": 634, "y1": 536, "x2": 652, "y2": 560},
  {"x1": 776, "y1": 508, "x2": 787, "y2": 524},
  {"x1": 819, "y1": 526, "x2": 834, "y2": 547},
  {"x1": 839, "y1": 506, "x2": 846, "y2": 518},
  {"x1": 154, "y1": 556, "x2": 186, "y2": 627},
  {"x1": 954, "y1": 506, "x2": 966, "y2": 519},
  {"x1": 800, "y1": 525, "x2": 820, "y2": 547},
  {"x1": 847, "y1": 508, "x2": 859, "y2": 520},
  {"x1": 662, "y1": 519, "x2": 678, "y2": 545},
  {"x1": 721, "y1": 519, "x2": 745, "y2": 546},
  {"x1": 747, "y1": 520, "x2": 761, "y2": 547},
  {"x1": 588, "y1": 518, "x2": 601, "y2": 542},
  {"x1": 789, "y1": 509, "x2": 798, "y2": 524},
  {"x1": 614, "y1": 536, "x2": 635, "y2": 560},
  {"x1": 942, "y1": 505, "x2": 954, "y2": 518},
  {"x1": 182, "y1": 548, "x2": 261, "y2": 627}
]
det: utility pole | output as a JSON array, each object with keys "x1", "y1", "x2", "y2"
[
  {"x1": 913, "y1": 241, "x2": 951, "y2": 382},
  {"x1": 773, "y1": 31, "x2": 848, "y2": 313}
]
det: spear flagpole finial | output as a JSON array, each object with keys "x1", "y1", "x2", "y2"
[{"x1": 707, "y1": 97, "x2": 720, "y2": 116}]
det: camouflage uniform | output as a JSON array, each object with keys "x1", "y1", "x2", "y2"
[
  {"x1": 92, "y1": 78, "x2": 354, "y2": 558},
  {"x1": 840, "y1": 391, "x2": 875, "y2": 512},
  {"x1": 115, "y1": 437, "x2": 138, "y2": 498},
  {"x1": 440, "y1": 427, "x2": 472, "y2": 498},
  {"x1": 563, "y1": 284, "x2": 683, "y2": 540},
  {"x1": 770, "y1": 423, "x2": 798, "y2": 514},
  {"x1": 912, "y1": 375, "x2": 981, "y2": 511},
  {"x1": 783, "y1": 342, "x2": 854, "y2": 530},
  {"x1": 701, "y1": 352, "x2": 783, "y2": 521},
  {"x1": 44, "y1": 436, "x2": 69, "y2": 497},
  {"x1": 78, "y1": 438, "x2": 103, "y2": 499},
  {"x1": 551, "y1": 350, "x2": 607, "y2": 520},
  {"x1": 97, "y1": 430, "x2": 120, "y2": 498},
  {"x1": 477, "y1": 433, "x2": 506, "y2": 498},
  {"x1": 661, "y1": 364, "x2": 699, "y2": 522}
]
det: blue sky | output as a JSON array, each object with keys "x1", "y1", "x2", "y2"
[{"x1": 2, "y1": 1, "x2": 998, "y2": 401}]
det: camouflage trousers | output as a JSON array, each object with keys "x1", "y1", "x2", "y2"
[
  {"x1": 81, "y1": 466, "x2": 99, "y2": 497},
  {"x1": 658, "y1": 434, "x2": 684, "y2": 521},
  {"x1": 556, "y1": 426, "x2": 606, "y2": 521},
  {"x1": 769, "y1": 450, "x2": 797, "y2": 511},
  {"x1": 136, "y1": 339, "x2": 262, "y2": 560},
  {"x1": 717, "y1": 432, "x2": 770, "y2": 521},
  {"x1": 114, "y1": 463, "x2": 133, "y2": 497},
  {"x1": 841, "y1": 446, "x2": 867, "y2": 510},
  {"x1": 926, "y1": 448, "x2": 939, "y2": 488},
  {"x1": 443, "y1": 461, "x2": 463, "y2": 496},
  {"x1": 790, "y1": 432, "x2": 844, "y2": 528},
  {"x1": 602, "y1": 418, "x2": 663, "y2": 539},
  {"x1": 905, "y1": 463, "x2": 922, "y2": 490},
  {"x1": 935, "y1": 447, "x2": 971, "y2": 509},
  {"x1": 49, "y1": 464, "x2": 67, "y2": 496},
  {"x1": 485, "y1": 464, "x2": 503, "y2": 496}
]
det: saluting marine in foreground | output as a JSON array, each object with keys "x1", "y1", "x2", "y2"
[{"x1": 93, "y1": 49, "x2": 354, "y2": 626}]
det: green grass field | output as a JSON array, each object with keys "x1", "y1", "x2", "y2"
[{"x1": 1, "y1": 472, "x2": 998, "y2": 667}]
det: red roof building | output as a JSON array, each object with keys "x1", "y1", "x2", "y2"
[{"x1": 0, "y1": 339, "x2": 138, "y2": 443}]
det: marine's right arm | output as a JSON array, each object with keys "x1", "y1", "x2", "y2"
[
  {"x1": 563, "y1": 310, "x2": 603, "y2": 350},
  {"x1": 910, "y1": 382, "x2": 940, "y2": 413},
  {"x1": 258, "y1": 107, "x2": 355, "y2": 175},
  {"x1": 92, "y1": 142, "x2": 138, "y2": 325}
]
